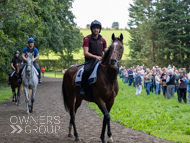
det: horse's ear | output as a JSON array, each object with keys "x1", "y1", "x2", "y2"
[
  {"x1": 112, "y1": 33, "x2": 115, "y2": 41},
  {"x1": 120, "y1": 33, "x2": 123, "y2": 42}
]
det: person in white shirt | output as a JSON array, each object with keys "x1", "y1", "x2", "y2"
[{"x1": 155, "y1": 72, "x2": 160, "y2": 95}]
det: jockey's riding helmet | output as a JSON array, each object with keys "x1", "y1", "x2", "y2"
[
  {"x1": 15, "y1": 50, "x2": 20, "y2": 54},
  {"x1": 90, "y1": 20, "x2": 102, "y2": 33},
  {"x1": 28, "y1": 37, "x2": 35, "y2": 43}
]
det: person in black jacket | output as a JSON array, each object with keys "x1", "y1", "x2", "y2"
[
  {"x1": 8, "y1": 51, "x2": 23, "y2": 85},
  {"x1": 178, "y1": 70, "x2": 188, "y2": 103}
]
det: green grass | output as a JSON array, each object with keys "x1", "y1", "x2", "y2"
[
  {"x1": 0, "y1": 85, "x2": 12, "y2": 103},
  {"x1": 88, "y1": 78, "x2": 190, "y2": 143},
  {"x1": 40, "y1": 29, "x2": 130, "y2": 60},
  {"x1": 43, "y1": 71, "x2": 63, "y2": 79}
]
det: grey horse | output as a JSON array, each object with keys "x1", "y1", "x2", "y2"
[{"x1": 22, "y1": 52, "x2": 38, "y2": 114}]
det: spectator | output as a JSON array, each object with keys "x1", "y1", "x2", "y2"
[
  {"x1": 185, "y1": 75, "x2": 190, "y2": 105},
  {"x1": 178, "y1": 70, "x2": 187, "y2": 103},
  {"x1": 155, "y1": 72, "x2": 160, "y2": 95},
  {"x1": 123, "y1": 69, "x2": 128, "y2": 84},
  {"x1": 167, "y1": 64, "x2": 172, "y2": 69},
  {"x1": 161, "y1": 69, "x2": 167, "y2": 97},
  {"x1": 128, "y1": 68, "x2": 133, "y2": 86},
  {"x1": 133, "y1": 69, "x2": 137, "y2": 87},
  {"x1": 135, "y1": 71, "x2": 142, "y2": 95},
  {"x1": 144, "y1": 68, "x2": 152, "y2": 95},
  {"x1": 166, "y1": 69, "x2": 175, "y2": 99}
]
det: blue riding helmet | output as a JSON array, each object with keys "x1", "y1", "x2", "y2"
[
  {"x1": 15, "y1": 50, "x2": 20, "y2": 54},
  {"x1": 90, "y1": 20, "x2": 102, "y2": 33},
  {"x1": 28, "y1": 37, "x2": 35, "y2": 43}
]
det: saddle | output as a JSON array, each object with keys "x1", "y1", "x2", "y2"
[{"x1": 75, "y1": 61, "x2": 100, "y2": 86}]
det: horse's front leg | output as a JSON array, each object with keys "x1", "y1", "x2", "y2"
[
  {"x1": 30, "y1": 86, "x2": 37, "y2": 113},
  {"x1": 16, "y1": 85, "x2": 22, "y2": 106},
  {"x1": 23, "y1": 87, "x2": 29, "y2": 114},
  {"x1": 106, "y1": 99, "x2": 115, "y2": 143},
  {"x1": 96, "y1": 99, "x2": 113, "y2": 143},
  {"x1": 11, "y1": 87, "x2": 16, "y2": 102}
]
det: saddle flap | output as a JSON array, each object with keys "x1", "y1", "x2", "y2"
[{"x1": 75, "y1": 62, "x2": 100, "y2": 86}]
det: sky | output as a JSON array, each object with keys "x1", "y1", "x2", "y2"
[{"x1": 71, "y1": 0, "x2": 134, "y2": 29}]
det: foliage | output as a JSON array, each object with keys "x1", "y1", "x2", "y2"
[
  {"x1": 112, "y1": 22, "x2": 119, "y2": 30},
  {"x1": 128, "y1": 0, "x2": 190, "y2": 70},
  {"x1": 0, "y1": 0, "x2": 83, "y2": 80},
  {"x1": 88, "y1": 78, "x2": 190, "y2": 143}
]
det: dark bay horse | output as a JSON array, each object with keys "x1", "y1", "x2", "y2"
[
  {"x1": 10, "y1": 62, "x2": 22, "y2": 105},
  {"x1": 62, "y1": 33, "x2": 124, "y2": 143}
]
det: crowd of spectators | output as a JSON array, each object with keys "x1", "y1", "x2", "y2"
[{"x1": 119, "y1": 64, "x2": 190, "y2": 104}]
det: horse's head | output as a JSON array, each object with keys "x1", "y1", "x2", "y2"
[
  {"x1": 25, "y1": 52, "x2": 34, "y2": 73},
  {"x1": 109, "y1": 33, "x2": 123, "y2": 69},
  {"x1": 15, "y1": 62, "x2": 21, "y2": 74}
]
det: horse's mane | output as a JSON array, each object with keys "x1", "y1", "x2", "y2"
[{"x1": 101, "y1": 46, "x2": 111, "y2": 63}]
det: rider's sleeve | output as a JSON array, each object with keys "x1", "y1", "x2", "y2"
[
  {"x1": 103, "y1": 38, "x2": 107, "y2": 49},
  {"x1": 34, "y1": 48, "x2": 39, "y2": 55},
  {"x1": 22, "y1": 47, "x2": 27, "y2": 54},
  {"x1": 83, "y1": 37, "x2": 89, "y2": 48}
]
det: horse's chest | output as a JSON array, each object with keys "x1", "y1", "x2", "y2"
[{"x1": 23, "y1": 80, "x2": 35, "y2": 88}]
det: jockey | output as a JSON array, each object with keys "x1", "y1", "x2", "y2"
[
  {"x1": 80, "y1": 20, "x2": 107, "y2": 95},
  {"x1": 17, "y1": 37, "x2": 42, "y2": 83},
  {"x1": 8, "y1": 50, "x2": 23, "y2": 85}
]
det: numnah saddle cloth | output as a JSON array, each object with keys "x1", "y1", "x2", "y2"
[
  {"x1": 75, "y1": 62, "x2": 100, "y2": 86},
  {"x1": 21, "y1": 65, "x2": 39, "y2": 76}
]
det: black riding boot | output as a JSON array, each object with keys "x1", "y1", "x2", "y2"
[
  {"x1": 80, "y1": 80, "x2": 85, "y2": 95},
  {"x1": 38, "y1": 73, "x2": 42, "y2": 83}
]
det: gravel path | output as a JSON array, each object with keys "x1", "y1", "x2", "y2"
[{"x1": 0, "y1": 77, "x2": 174, "y2": 143}]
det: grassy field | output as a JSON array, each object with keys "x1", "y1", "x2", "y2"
[
  {"x1": 43, "y1": 71, "x2": 63, "y2": 79},
  {"x1": 88, "y1": 78, "x2": 190, "y2": 143},
  {"x1": 0, "y1": 85, "x2": 12, "y2": 103},
  {"x1": 40, "y1": 29, "x2": 130, "y2": 60}
]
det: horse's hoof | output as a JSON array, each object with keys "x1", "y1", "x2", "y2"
[
  {"x1": 27, "y1": 111, "x2": 30, "y2": 114},
  {"x1": 107, "y1": 136, "x2": 114, "y2": 143},
  {"x1": 107, "y1": 140, "x2": 114, "y2": 143},
  {"x1": 68, "y1": 133, "x2": 73, "y2": 137},
  {"x1": 75, "y1": 137, "x2": 81, "y2": 142}
]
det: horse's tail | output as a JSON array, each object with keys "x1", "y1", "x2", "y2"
[{"x1": 62, "y1": 80, "x2": 70, "y2": 112}]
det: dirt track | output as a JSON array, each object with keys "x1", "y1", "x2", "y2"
[{"x1": 0, "y1": 77, "x2": 174, "y2": 143}]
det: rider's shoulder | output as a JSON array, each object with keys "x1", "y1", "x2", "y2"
[{"x1": 84, "y1": 35, "x2": 90, "y2": 41}]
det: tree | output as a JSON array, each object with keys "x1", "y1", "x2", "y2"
[
  {"x1": 86, "y1": 24, "x2": 90, "y2": 29},
  {"x1": 0, "y1": 0, "x2": 83, "y2": 80},
  {"x1": 112, "y1": 22, "x2": 119, "y2": 29}
]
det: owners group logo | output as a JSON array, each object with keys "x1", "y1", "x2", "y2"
[{"x1": 10, "y1": 116, "x2": 61, "y2": 134}]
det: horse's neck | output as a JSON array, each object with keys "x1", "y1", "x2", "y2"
[{"x1": 101, "y1": 62, "x2": 118, "y2": 81}]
